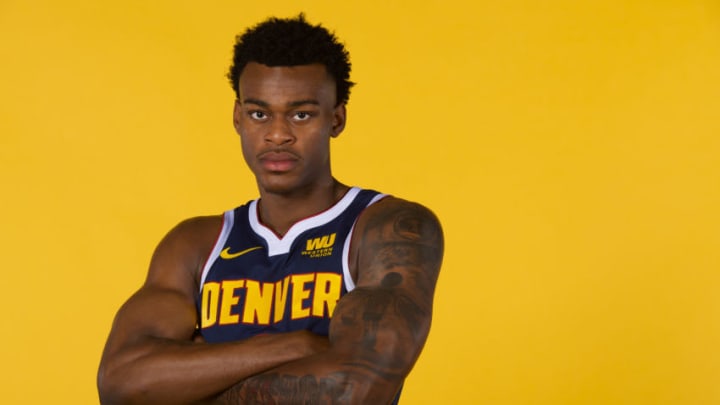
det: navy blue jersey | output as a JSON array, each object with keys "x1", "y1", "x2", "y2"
[
  {"x1": 197, "y1": 187, "x2": 403, "y2": 403},
  {"x1": 197, "y1": 187, "x2": 385, "y2": 342}
]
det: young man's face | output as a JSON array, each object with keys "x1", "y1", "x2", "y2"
[{"x1": 234, "y1": 62, "x2": 345, "y2": 196}]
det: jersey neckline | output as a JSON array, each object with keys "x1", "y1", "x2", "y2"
[{"x1": 248, "y1": 187, "x2": 361, "y2": 256}]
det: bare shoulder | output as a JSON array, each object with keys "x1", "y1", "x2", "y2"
[
  {"x1": 350, "y1": 196, "x2": 444, "y2": 289},
  {"x1": 159, "y1": 214, "x2": 224, "y2": 250},
  {"x1": 145, "y1": 214, "x2": 224, "y2": 292},
  {"x1": 356, "y1": 196, "x2": 443, "y2": 242}
]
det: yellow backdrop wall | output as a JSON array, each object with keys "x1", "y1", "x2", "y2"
[{"x1": 1, "y1": 1, "x2": 719, "y2": 403}]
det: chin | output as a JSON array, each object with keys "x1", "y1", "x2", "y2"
[
  {"x1": 257, "y1": 177, "x2": 301, "y2": 196},
  {"x1": 255, "y1": 170, "x2": 325, "y2": 197}
]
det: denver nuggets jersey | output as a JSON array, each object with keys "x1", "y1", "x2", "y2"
[{"x1": 197, "y1": 187, "x2": 385, "y2": 343}]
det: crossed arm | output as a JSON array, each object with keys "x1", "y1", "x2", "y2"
[
  {"x1": 97, "y1": 217, "x2": 330, "y2": 405},
  {"x1": 97, "y1": 198, "x2": 443, "y2": 404},
  {"x1": 213, "y1": 198, "x2": 444, "y2": 403}
]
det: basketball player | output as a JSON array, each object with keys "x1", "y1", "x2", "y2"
[{"x1": 98, "y1": 14, "x2": 443, "y2": 404}]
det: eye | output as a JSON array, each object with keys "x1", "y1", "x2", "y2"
[
  {"x1": 293, "y1": 112, "x2": 312, "y2": 121},
  {"x1": 249, "y1": 111, "x2": 268, "y2": 121}
]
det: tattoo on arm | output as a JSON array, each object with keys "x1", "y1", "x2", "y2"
[
  {"x1": 361, "y1": 202, "x2": 444, "y2": 297},
  {"x1": 215, "y1": 201, "x2": 443, "y2": 404},
  {"x1": 218, "y1": 372, "x2": 353, "y2": 405}
]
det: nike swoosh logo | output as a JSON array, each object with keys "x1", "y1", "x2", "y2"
[{"x1": 220, "y1": 246, "x2": 263, "y2": 260}]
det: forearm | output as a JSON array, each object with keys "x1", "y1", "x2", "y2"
[
  {"x1": 213, "y1": 353, "x2": 398, "y2": 405},
  {"x1": 214, "y1": 286, "x2": 429, "y2": 404},
  {"x1": 98, "y1": 331, "x2": 323, "y2": 405}
]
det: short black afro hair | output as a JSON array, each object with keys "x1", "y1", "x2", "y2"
[{"x1": 227, "y1": 14, "x2": 354, "y2": 106}]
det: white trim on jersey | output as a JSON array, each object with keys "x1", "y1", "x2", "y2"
[
  {"x1": 248, "y1": 187, "x2": 362, "y2": 257},
  {"x1": 198, "y1": 210, "x2": 235, "y2": 293},
  {"x1": 341, "y1": 192, "x2": 388, "y2": 292}
]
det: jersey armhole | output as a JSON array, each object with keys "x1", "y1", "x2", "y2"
[
  {"x1": 342, "y1": 193, "x2": 389, "y2": 292},
  {"x1": 198, "y1": 210, "x2": 234, "y2": 293}
]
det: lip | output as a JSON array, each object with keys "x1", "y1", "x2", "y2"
[{"x1": 258, "y1": 150, "x2": 299, "y2": 172}]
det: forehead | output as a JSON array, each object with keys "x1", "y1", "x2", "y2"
[{"x1": 238, "y1": 62, "x2": 336, "y2": 105}]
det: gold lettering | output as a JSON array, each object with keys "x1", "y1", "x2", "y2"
[
  {"x1": 219, "y1": 280, "x2": 245, "y2": 325},
  {"x1": 291, "y1": 273, "x2": 315, "y2": 319},
  {"x1": 200, "y1": 282, "x2": 220, "y2": 328},
  {"x1": 274, "y1": 276, "x2": 290, "y2": 323},
  {"x1": 312, "y1": 273, "x2": 342, "y2": 317},
  {"x1": 306, "y1": 233, "x2": 336, "y2": 251},
  {"x1": 242, "y1": 280, "x2": 274, "y2": 325}
]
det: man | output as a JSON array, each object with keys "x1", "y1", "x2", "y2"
[{"x1": 98, "y1": 14, "x2": 443, "y2": 404}]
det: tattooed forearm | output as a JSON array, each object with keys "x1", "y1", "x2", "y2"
[
  {"x1": 216, "y1": 372, "x2": 354, "y2": 405},
  {"x1": 215, "y1": 284, "x2": 428, "y2": 404}
]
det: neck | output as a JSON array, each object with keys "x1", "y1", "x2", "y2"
[{"x1": 257, "y1": 179, "x2": 350, "y2": 237}]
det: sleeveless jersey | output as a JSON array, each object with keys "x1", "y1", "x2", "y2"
[{"x1": 197, "y1": 187, "x2": 385, "y2": 343}]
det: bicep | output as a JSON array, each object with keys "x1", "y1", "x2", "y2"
[
  {"x1": 100, "y1": 287, "x2": 199, "y2": 376},
  {"x1": 353, "y1": 198, "x2": 443, "y2": 292},
  {"x1": 331, "y1": 199, "x2": 444, "y2": 375},
  {"x1": 101, "y1": 217, "x2": 218, "y2": 359},
  {"x1": 110, "y1": 286, "x2": 197, "y2": 343}
]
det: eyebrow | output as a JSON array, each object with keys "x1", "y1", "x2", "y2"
[{"x1": 242, "y1": 98, "x2": 320, "y2": 108}]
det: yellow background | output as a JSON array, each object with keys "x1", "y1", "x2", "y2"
[{"x1": 2, "y1": 1, "x2": 719, "y2": 403}]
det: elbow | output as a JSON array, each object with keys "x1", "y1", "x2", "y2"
[
  {"x1": 323, "y1": 370, "x2": 401, "y2": 405},
  {"x1": 97, "y1": 360, "x2": 145, "y2": 405},
  {"x1": 315, "y1": 350, "x2": 405, "y2": 404},
  {"x1": 97, "y1": 363, "x2": 121, "y2": 405},
  {"x1": 97, "y1": 361, "x2": 132, "y2": 405}
]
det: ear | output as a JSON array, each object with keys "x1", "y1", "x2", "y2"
[
  {"x1": 330, "y1": 103, "x2": 347, "y2": 138},
  {"x1": 232, "y1": 100, "x2": 242, "y2": 134}
]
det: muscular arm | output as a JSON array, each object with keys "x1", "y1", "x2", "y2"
[
  {"x1": 215, "y1": 198, "x2": 444, "y2": 404},
  {"x1": 97, "y1": 217, "x2": 328, "y2": 405}
]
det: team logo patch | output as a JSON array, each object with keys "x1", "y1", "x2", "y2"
[{"x1": 301, "y1": 233, "x2": 336, "y2": 258}]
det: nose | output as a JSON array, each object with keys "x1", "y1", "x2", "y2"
[{"x1": 265, "y1": 117, "x2": 294, "y2": 145}]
